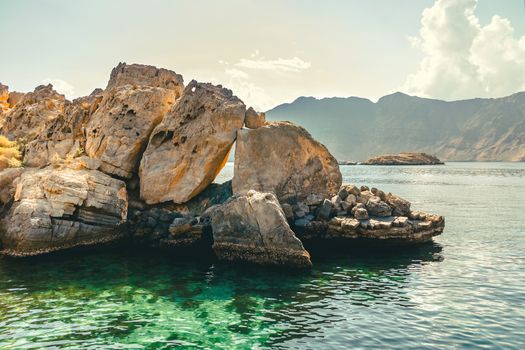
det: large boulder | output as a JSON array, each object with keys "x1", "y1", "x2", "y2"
[
  {"x1": 24, "y1": 89, "x2": 104, "y2": 167},
  {"x1": 140, "y1": 80, "x2": 245, "y2": 204},
  {"x1": 85, "y1": 63, "x2": 184, "y2": 178},
  {"x1": 0, "y1": 84, "x2": 66, "y2": 141},
  {"x1": 0, "y1": 168, "x2": 128, "y2": 256},
  {"x1": 209, "y1": 190, "x2": 312, "y2": 268},
  {"x1": 233, "y1": 121, "x2": 342, "y2": 204}
]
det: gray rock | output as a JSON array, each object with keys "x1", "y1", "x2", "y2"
[
  {"x1": 317, "y1": 199, "x2": 333, "y2": 220},
  {"x1": 281, "y1": 203, "x2": 294, "y2": 220},
  {"x1": 366, "y1": 196, "x2": 392, "y2": 217},
  {"x1": 352, "y1": 207, "x2": 369, "y2": 220},
  {"x1": 305, "y1": 193, "x2": 324, "y2": 206},
  {"x1": 338, "y1": 187, "x2": 349, "y2": 200}
]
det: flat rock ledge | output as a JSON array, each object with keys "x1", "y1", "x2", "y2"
[
  {"x1": 285, "y1": 184, "x2": 445, "y2": 245},
  {"x1": 363, "y1": 152, "x2": 444, "y2": 165},
  {"x1": 0, "y1": 167, "x2": 128, "y2": 257}
]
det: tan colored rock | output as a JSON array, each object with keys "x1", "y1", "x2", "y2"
[
  {"x1": 0, "y1": 84, "x2": 66, "y2": 141},
  {"x1": 0, "y1": 168, "x2": 25, "y2": 210},
  {"x1": 244, "y1": 107, "x2": 265, "y2": 129},
  {"x1": 85, "y1": 63, "x2": 184, "y2": 178},
  {"x1": 233, "y1": 121, "x2": 342, "y2": 204},
  {"x1": 0, "y1": 168, "x2": 128, "y2": 256},
  {"x1": 140, "y1": 80, "x2": 245, "y2": 204},
  {"x1": 24, "y1": 89, "x2": 104, "y2": 168},
  {"x1": 0, "y1": 83, "x2": 9, "y2": 114},
  {"x1": 210, "y1": 190, "x2": 312, "y2": 268}
]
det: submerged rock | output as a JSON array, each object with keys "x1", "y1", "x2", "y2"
[
  {"x1": 0, "y1": 168, "x2": 128, "y2": 256},
  {"x1": 209, "y1": 190, "x2": 312, "y2": 268},
  {"x1": 85, "y1": 63, "x2": 184, "y2": 178},
  {"x1": 140, "y1": 80, "x2": 245, "y2": 204},
  {"x1": 233, "y1": 121, "x2": 342, "y2": 204}
]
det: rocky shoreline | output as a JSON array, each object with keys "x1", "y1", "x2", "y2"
[
  {"x1": 363, "y1": 152, "x2": 444, "y2": 165},
  {"x1": 0, "y1": 63, "x2": 445, "y2": 267}
]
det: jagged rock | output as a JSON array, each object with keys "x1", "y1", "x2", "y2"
[
  {"x1": 0, "y1": 84, "x2": 66, "y2": 141},
  {"x1": 385, "y1": 192, "x2": 411, "y2": 216},
  {"x1": 0, "y1": 168, "x2": 128, "y2": 256},
  {"x1": 24, "y1": 90, "x2": 104, "y2": 167},
  {"x1": 244, "y1": 107, "x2": 265, "y2": 129},
  {"x1": 352, "y1": 207, "x2": 369, "y2": 220},
  {"x1": 233, "y1": 121, "x2": 342, "y2": 203},
  {"x1": 366, "y1": 196, "x2": 392, "y2": 217},
  {"x1": 140, "y1": 80, "x2": 245, "y2": 204},
  {"x1": 0, "y1": 84, "x2": 9, "y2": 114},
  {"x1": 85, "y1": 63, "x2": 184, "y2": 178},
  {"x1": 209, "y1": 190, "x2": 312, "y2": 268}
]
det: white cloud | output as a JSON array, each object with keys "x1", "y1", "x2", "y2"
[
  {"x1": 224, "y1": 67, "x2": 275, "y2": 111},
  {"x1": 42, "y1": 78, "x2": 75, "y2": 99},
  {"x1": 235, "y1": 51, "x2": 311, "y2": 73},
  {"x1": 402, "y1": 0, "x2": 525, "y2": 100}
]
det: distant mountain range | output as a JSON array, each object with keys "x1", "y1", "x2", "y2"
[{"x1": 266, "y1": 92, "x2": 525, "y2": 162}]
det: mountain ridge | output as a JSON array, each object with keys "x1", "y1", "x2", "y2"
[{"x1": 266, "y1": 91, "x2": 525, "y2": 162}]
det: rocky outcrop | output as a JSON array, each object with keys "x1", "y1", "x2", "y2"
[
  {"x1": 244, "y1": 107, "x2": 266, "y2": 129},
  {"x1": 0, "y1": 168, "x2": 24, "y2": 211},
  {"x1": 287, "y1": 184, "x2": 444, "y2": 244},
  {"x1": 0, "y1": 84, "x2": 66, "y2": 141},
  {"x1": 0, "y1": 167, "x2": 128, "y2": 256},
  {"x1": 233, "y1": 121, "x2": 342, "y2": 204},
  {"x1": 209, "y1": 190, "x2": 312, "y2": 268},
  {"x1": 140, "y1": 80, "x2": 245, "y2": 204},
  {"x1": 85, "y1": 63, "x2": 184, "y2": 178},
  {"x1": 363, "y1": 153, "x2": 444, "y2": 165},
  {"x1": 24, "y1": 89, "x2": 104, "y2": 167},
  {"x1": 0, "y1": 84, "x2": 9, "y2": 114}
]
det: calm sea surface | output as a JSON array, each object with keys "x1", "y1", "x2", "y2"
[{"x1": 1, "y1": 162, "x2": 524, "y2": 349}]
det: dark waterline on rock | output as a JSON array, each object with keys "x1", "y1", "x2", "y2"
[{"x1": 1, "y1": 162, "x2": 524, "y2": 349}]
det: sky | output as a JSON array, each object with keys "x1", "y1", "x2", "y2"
[{"x1": 1, "y1": 0, "x2": 525, "y2": 110}]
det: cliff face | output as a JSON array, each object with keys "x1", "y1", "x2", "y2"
[{"x1": 266, "y1": 92, "x2": 525, "y2": 162}]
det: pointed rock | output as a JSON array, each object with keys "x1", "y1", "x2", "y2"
[{"x1": 209, "y1": 190, "x2": 312, "y2": 268}]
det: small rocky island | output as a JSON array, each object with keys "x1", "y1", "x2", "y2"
[
  {"x1": 0, "y1": 63, "x2": 445, "y2": 268},
  {"x1": 363, "y1": 152, "x2": 444, "y2": 165}
]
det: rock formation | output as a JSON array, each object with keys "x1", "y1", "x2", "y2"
[
  {"x1": 24, "y1": 89, "x2": 104, "y2": 167},
  {"x1": 139, "y1": 80, "x2": 245, "y2": 204},
  {"x1": 209, "y1": 190, "x2": 312, "y2": 268},
  {"x1": 0, "y1": 84, "x2": 66, "y2": 141},
  {"x1": 287, "y1": 184, "x2": 444, "y2": 244},
  {"x1": 233, "y1": 121, "x2": 342, "y2": 204},
  {"x1": 0, "y1": 167, "x2": 128, "y2": 256},
  {"x1": 85, "y1": 63, "x2": 184, "y2": 178},
  {"x1": 363, "y1": 152, "x2": 444, "y2": 165},
  {"x1": 0, "y1": 61, "x2": 446, "y2": 266}
]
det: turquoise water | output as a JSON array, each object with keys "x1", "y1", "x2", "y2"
[{"x1": 1, "y1": 162, "x2": 524, "y2": 349}]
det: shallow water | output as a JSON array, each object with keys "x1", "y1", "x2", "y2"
[{"x1": 1, "y1": 162, "x2": 524, "y2": 349}]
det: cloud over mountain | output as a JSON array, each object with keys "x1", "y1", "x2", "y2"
[{"x1": 402, "y1": 0, "x2": 525, "y2": 100}]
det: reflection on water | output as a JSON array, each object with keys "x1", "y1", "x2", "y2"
[{"x1": 1, "y1": 162, "x2": 524, "y2": 349}]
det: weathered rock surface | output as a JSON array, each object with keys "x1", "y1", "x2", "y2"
[
  {"x1": 0, "y1": 168, "x2": 24, "y2": 211},
  {"x1": 0, "y1": 168, "x2": 128, "y2": 256},
  {"x1": 140, "y1": 80, "x2": 245, "y2": 204},
  {"x1": 244, "y1": 107, "x2": 266, "y2": 129},
  {"x1": 85, "y1": 63, "x2": 184, "y2": 178},
  {"x1": 289, "y1": 184, "x2": 444, "y2": 244},
  {"x1": 0, "y1": 84, "x2": 66, "y2": 141},
  {"x1": 209, "y1": 190, "x2": 312, "y2": 268},
  {"x1": 363, "y1": 152, "x2": 444, "y2": 165},
  {"x1": 233, "y1": 121, "x2": 342, "y2": 204},
  {"x1": 24, "y1": 89, "x2": 104, "y2": 167},
  {"x1": 0, "y1": 84, "x2": 9, "y2": 114}
]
